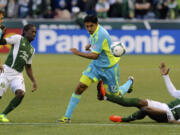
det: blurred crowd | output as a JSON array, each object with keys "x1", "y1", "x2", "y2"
[{"x1": 0, "y1": 0, "x2": 180, "y2": 20}]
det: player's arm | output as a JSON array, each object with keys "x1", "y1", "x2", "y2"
[
  {"x1": 85, "y1": 44, "x2": 91, "y2": 51},
  {"x1": 70, "y1": 48, "x2": 99, "y2": 59},
  {"x1": 0, "y1": 25, "x2": 21, "y2": 46},
  {"x1": 25, "y1": 64, "x2": 37, "y2": 92},
  {"x1": 0, "y1": 57, "x2": 4, "y2": 73},
  {"x1": 160, "y1": 62, "x2": 180, "y2": 98}
]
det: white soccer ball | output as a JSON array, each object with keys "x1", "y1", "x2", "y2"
[{"x1": 110, "y1": 42, "x2": 126, "y2": 57}]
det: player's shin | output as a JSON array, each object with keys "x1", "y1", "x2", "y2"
[
  {"x1": 119, "y1": 79, "x2": 133, "y2": 95},
  {"x1": 2, "y1": 95, "x2": 24, "y2": 115},
  {"x1": 122, "y1": 110, "x2": 146, "y2": 122},
  {"x1": 106, "y1": 94, "x2": 141, "y2": 107},
  {"x1": 65, "y1": 92, "x2": 81, "y2": 119}
]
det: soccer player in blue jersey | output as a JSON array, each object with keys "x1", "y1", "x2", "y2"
[
  {"x1": 0, "y1": 10, "x2": 4, "y2": 73},
  {"x1": 98, "y1": 62, "x2": 180, "y2": 124},
  {"x1": 58, "y1": 15, "x2": 133, "y2": 123}
]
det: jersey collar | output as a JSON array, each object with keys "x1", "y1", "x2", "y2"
[{"x1": 90, "y1": 24, "x2": 99, "y2": 38}]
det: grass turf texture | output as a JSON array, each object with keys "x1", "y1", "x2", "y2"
[{"x1": 0, "y1": 54, "x2": 180, "y2": 135}]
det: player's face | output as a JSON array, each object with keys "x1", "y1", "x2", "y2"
[
  {"x1": 25, "y1": 26, "x2": 36, "y2": 42},
  {"x1": 85, "y1": 22, "x2": 98, "y2": 35},
  {"x1": 0, "y1": 13, "x2": 4, "y2": 24}
]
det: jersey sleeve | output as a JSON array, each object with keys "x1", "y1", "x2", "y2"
[
  {"x1": 163, "y1": 75, "x2": 180, "y2": 98},
  {"x1": 5, "y1": 35, "x2": 22, "y2": 45},
  {"x1": 27, "y1": 49, "x2": 35, "y2": 64},
  {"x1": 91, "y1": 35, "x2": 104, "y2": 54}
]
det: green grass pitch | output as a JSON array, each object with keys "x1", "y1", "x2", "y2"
[{"x1": 0, "y1": 54, "x2": 180, "y2": 135}]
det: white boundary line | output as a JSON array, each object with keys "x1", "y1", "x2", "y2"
[{"x1": 0, "y1": 122, "x2": 179, "y2": 127}]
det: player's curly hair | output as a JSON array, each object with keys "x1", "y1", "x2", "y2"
[{"x1": 22, "y1": 24, "x2": 35, "y2": 36}]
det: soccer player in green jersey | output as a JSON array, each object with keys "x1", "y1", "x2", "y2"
[
  {"x1": 98, "y1": 62, "x2": 180, "y2": 124},
  {"x1": 0, "y1": 10, "x2": 4, "y2": 73},
  {"x1": 0, "y1": 24, "x2": 37, "y2": 122},
  {"x1": 58, "y1": 15, "x2": 133, "y2": 123}
]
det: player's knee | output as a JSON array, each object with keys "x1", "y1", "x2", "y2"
[
  {"x1": 75, "y1": 83, "x2": 88, "y2": 94},
  {"x1": 141, "y1": 106, "x2": 151, "y2": 113},
  {"x1": 15, "y1": 90, "x2": 25, "y2": 98},
  {"x1": 139, "y1": 99, "x2": 148, "y2": 108}
]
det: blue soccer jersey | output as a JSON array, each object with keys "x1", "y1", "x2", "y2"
[{"x1": 89, "y1": 25, "x2": 120, "y2": 68}]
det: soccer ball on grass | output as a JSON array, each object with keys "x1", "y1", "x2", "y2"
[{"x1": 110, "y1": 42, "x2": 126, "y2": 57}]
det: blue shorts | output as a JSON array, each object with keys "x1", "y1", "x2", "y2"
[{"x1": 82, "y1": 63, "x2": 120, "y2": 94}]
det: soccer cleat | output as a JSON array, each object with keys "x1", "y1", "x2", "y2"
[
  {"x1": 97, "y1": 80, "x2": 106, "y2": 100},
  {"x1": 109, "y1": 115, "x2": 122, "y2": 122},
  {"x1": 57, "y1": 116, "x2": 71, "y2": 123},
  {"x1": 0, "y1": 114, "x2": 10, "y2": 122},
  {"x1": 127, "y1": 76, "x2": 134, "y2": 93}
]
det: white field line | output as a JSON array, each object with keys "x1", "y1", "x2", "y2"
[{"x1": 0, "y1": 122, "x2": 179, "y2": 128}]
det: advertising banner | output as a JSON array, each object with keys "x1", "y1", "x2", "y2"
[{"x1": 32, "y1": 29, "x2": 180, "y2": 54}]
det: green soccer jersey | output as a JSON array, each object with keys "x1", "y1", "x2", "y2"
[
  {"x1": 5, "y1": 35, "x2": 35, "y2": 72},
  {"x1": 167, "y1": 98, "x2": 180, "y2": 120}
]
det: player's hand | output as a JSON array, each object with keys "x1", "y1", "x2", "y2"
[
  {"x1": 70, "y1": 48, "x2": 80, "y2": 55},
  {"x1": 0, "y1": 65, "x2": 4, "y2": 73},
  {"x1": 159, "y1": 62, "x2": 169, "y2": 75},
  {"x1": 32, "y1": 82, "x2": 37, "y2": 92},
  {"x1": 85, "y1": 44, "x2": 91, "y2": 51}
]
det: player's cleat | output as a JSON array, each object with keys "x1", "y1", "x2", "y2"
[
  {"x1": 127, "y1": 76, "x2": 134, "y2": 93},
  {"x1": 109, "y1": 115, "x2": 122, "y2": 122},
  {"x1": 0, "y1": 114, "x2": 10, "y2": 122},
  {"x1": 57, "y1": 116, "x2": 71, "y2": 123},
  {"x1": 97, "y1": 80, "x2": 106, "y2": 100}
]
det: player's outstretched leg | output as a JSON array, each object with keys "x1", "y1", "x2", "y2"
[
  {"x1": 0, "y1": 90, "x2": 24, "y2": 122},
  {"x1": 97, "y1": 83, "x2": 147, "y2": 108},
  {"x1": 58, "y1": 82, "x2": 88, "y2": 123},
  {"x1": 141, "y1": 106, "x2": 168, "y2": 122},
  {"x1": 106, "y1": 94, "x2": 143, "y2": 108},
  {"x1": 110, "y1": 110, "x2": 146, "y2": 123},
  {"x1": 57, "y1": 92, "x2": 81, "y2": 123}
]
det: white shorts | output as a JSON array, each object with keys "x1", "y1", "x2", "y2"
[
  {"x1": 0, "y1": 65, "x2": 25, "y2": 97},
  {"x1": 147, "y1": 99, "x2": 175, "y2": 121}
]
